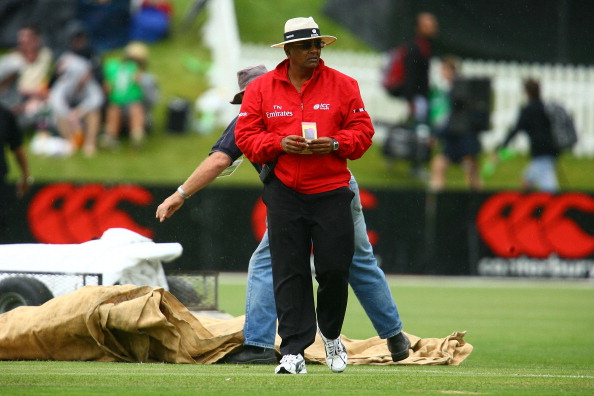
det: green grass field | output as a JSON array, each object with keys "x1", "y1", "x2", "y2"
[{"x1": 1, "y1": 275, "x2": 592, "y2": 395}]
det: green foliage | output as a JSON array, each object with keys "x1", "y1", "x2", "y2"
[{"x1": 1, "y1": 276, "x2": 593, "y2": 395}]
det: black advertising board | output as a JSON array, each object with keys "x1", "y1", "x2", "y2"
[{"x1": 2, "y1": 183, "x2": 593, "y2": 278}]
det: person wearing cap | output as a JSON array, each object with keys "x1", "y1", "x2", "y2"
[
  {"x1": 101, "y1": 41, "x2": 152, "y2": 149},
  {"x1": 157, "y1": 64, "x2": 409, "y2": 371},
  {"x1": 235, "y1": 17, "x2": 374, "y2": 375}
]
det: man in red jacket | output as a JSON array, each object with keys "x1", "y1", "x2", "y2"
[{"x1": 235, "y1": 16, "x2": 374, "y2": 375}]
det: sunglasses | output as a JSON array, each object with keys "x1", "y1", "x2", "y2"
[{"x1": 294, "y1": 39, "x2": 324, "y2": 50}]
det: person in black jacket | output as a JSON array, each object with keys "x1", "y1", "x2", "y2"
[
  {"x1": 429, "y1": 56, "x2": 482, "y2": 191},
  {"x1": 403, "y1": 13, "x2": 438, "y2": 119},
  {"x1": 403, "y1": 12, "x2": 439, "y2": 179},
  {"x1": 499, "y1": 79, "x2": 559, "y2": 192}
]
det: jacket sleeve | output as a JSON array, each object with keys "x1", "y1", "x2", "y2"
[
  {"x1": 333, "y1": 79, "x2": 374, "y2": 160},
  {"x1": 234, "y1": 82, "x2": 284, "y2": 164},
  {"x1": 501, "y1": 107, "x2": 527, "y2": 148}
]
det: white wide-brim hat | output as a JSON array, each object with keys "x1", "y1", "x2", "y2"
[{"x1": 271, "y1": 17, "x2": 337, "y2": 48}]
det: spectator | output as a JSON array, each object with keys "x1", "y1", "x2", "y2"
[
  {"x1": 101, "y1": 42, "x2": 154, "y2": 149},
  {"x1": 0, "y1": 103, "x2": 33, "y2": 242},
  {"x1": 66, "y1": 24, "x2": 104, "y2": 85},
  {"x1": 401, "y1": 12, "x2": 439, "y2": 180},
  {"x1": 48, "y1": 53, "x2": 104, "y2": 157},
  {"x1": 137, "y1": 58, "x2": 160, "y2": 133},
  {"x1": 155, "y1": 65, "x2": 410, "y2": 368},
  {"x1": 0, "y1": 23, "x2": 53, "y2": 132},
  {"x1": 498, "y1": 79, "x2": 560, "y2": 192},
  {"x1": 429, "y1": 56, "x2": 482, "y2": 191},
  {"x1": 235, "y1": 17, "x2": 374, "y2": 375}
]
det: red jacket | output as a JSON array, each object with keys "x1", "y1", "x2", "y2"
[{"x1": 235, "y1": 59, "x2": 374, "y2": 194}]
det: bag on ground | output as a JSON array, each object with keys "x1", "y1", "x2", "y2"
[
  {"x1": 382, "y1": 124, "x2": 431, "y2": 163},
  {"x1": 381, "y1": 45, "x2": 408, "y2": 97}
]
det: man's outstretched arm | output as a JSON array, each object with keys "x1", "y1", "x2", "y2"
[{"x1": 155, "y1": 151, "x2": 232, "y2": 222}]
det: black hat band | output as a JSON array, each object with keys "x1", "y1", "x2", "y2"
[{"x1": 283, "y1": 28, "x2": 321, "y2": 42}]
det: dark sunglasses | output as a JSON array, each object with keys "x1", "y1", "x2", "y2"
[{"x1": 294, "y1": 39, "x2": 324, "y2": 50}]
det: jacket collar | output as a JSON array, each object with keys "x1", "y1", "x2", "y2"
[{"x1": 273, "y1": 58, "x2": 326, "y2": 83}]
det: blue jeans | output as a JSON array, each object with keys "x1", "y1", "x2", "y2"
[
  {"x1": 523, "y1": 155, "x2": 558, "y2": 192},
  {"x1": 243, "y1": 175, "x2": 403, "y2": 349}
]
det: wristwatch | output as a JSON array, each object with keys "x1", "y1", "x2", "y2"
[{"x1": 331, "y1": 138, "x2": 339, "y2": 151}]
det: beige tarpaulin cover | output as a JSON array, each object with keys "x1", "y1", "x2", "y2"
[{"x1": 0, "y1": 285, "x2": 472, "y2": 365}]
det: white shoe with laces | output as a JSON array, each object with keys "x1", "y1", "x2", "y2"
[
  {"x1": 317, "y1": 326, "x2": 348, "y2": 373},
  {"x1": 275, "y1": 353, "x2": 307, "y2": 374}
]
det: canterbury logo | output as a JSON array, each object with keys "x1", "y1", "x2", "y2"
[
  {"x1": 28, "y1": 183, "x2": 154, "y2": 244},
  {"x1": 477, "y1": 192, "x2": 594, "y2": 259}
]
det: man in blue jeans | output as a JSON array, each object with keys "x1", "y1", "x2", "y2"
[{"x1": 156, "y1": 65, "x2": 410, "y2": 364}]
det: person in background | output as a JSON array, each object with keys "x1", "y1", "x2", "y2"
[
  {"x1": 0, "y1": 103, "x2": 33, "y2": 242},
  {"x1": 136, "y1": 56, "x2": 160, "y2": 134},
  {"x1": 0, "y1": 23, "x2": 53, "y2": 132},
  {"x1": 67, "y1": 24, "x2": 104, "y2": 85},
  {"x1": 498, "y1": 79, "x2": 560, "y2": 192},
  {"x1": 429, "y1": 56, "x2": 482, "y2": 191},
  {"x1": 235, "y1": 17, "x2": 375, "y2": 375},
  {"x1": 401, "y1": 12, "x2": 439, "y2": 180},
  {"x1": 101, "y1": 42, "x2": 151, "y2": 149},
  {"x1": 48, "y1": 53, "x2": 104, "y2": 157},
  {"x1": 156, "y1": 64, "x2": 410, "y2": 369}
]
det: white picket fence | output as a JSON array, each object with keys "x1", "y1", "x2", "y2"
[{"x1": 238, "y1": 43, "x2": 594, "y2": 157}]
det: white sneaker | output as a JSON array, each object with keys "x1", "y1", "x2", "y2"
[
  {"x1": 318, "y1": 326, "x2": 348, "y2": 373},
  {"x1": 275, "y1": 354, "x2": 307, "y2": 374}
]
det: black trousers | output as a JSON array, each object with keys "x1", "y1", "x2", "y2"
[{"x1": 262, "y1": 177, "x2": 354, "y2": 356}]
